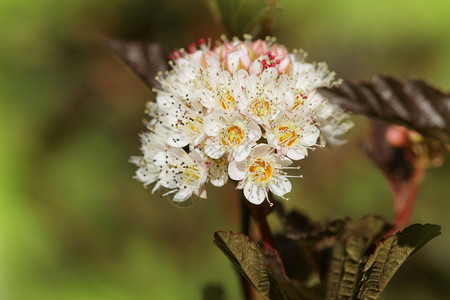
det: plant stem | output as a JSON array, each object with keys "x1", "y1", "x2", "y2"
[
  {"x1": 393, "y1": 168, "x2": 425, "y2": 229},
  {"x1": 238, "y1": 196, "x2": 252, "y2": 300},
  {"x1": 240, "y1": 196, "x2": 250, "y2": 235},
  {"x1": 236, "y1": 190, "x2": 277, "y2": 300},
  {"x1": 246, "y1": 194, "x2": 277, "y2": 251}
]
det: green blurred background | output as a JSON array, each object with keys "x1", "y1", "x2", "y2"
[{"x1": 1, "y1": 0, "x2": 449, "y2": 299}]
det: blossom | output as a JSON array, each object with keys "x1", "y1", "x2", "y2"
[
  {"x1": 266, "y1": 113, "x2": 320, "y2": 160},
  {"x1": 155, "y1": 147, "x2": 208, "y2": 202},
  {"x1": 204, "y1": 111, "x2": 261, "y2": 161},
  {"x1": 132, "y1": 36, "x2": 352, "y2": 205},
  {"x1": 228, "y1": 144, "x2": 295, "y2": 204}
]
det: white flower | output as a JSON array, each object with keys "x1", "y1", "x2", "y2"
[
  {"x1": 196, "y1": 70, "x2": 239, "y2": 112},
  {"x1": 165, "y1": 101, "x2": 206, "y2": 148},
  {"x1": 129, "y1": 123, "x2": 170, "y2": 191},
  {"x1": 131, "y1": 36, "x2": 352, "y2": 205},
  {"x1": 204, "y1": 111, "x2": 261, "y2": 161},
  {"x1": 228, "y1": 144, "x2": 296, "y2": 205},
  {"x1": 156, "y1": 147, "x2": 208, "y2": 202},
  {"x1": 237, "y1": 69, "x2": 287, "y2": 126},
  {"x1": 266, "y1": 114, "x2": 320, "y2": 160},
  {"x1": 318, "y1": 110, "x2": 354, "y2": 145},
  {"x1": 208, "y1": 156, "x2": 228, "y2": 187}
]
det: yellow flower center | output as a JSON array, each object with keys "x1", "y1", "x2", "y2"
[
  {"x1": 183, "y1": 165, "x2": 201, "y2": 184},
  {"x1": 277, "y1": 126, "x2": 297, "y2": 146},
  {"x1": 219, "y1": 92, "x2": 235, "y2": 110},
  {"x1": 251, "y1": 97, "x2": 271, "y2": 117},
  {"x1": 221, "y1": 125, "x2": 244, "y2": 147},
  {"x1": 249, "y1": 158, "x2": 272, "y2": 183},
  {"x1": 187, "y1": 116, "x2": 203, "y2": 135}
]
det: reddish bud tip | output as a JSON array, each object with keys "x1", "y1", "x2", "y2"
[{"x1": 188, "y1": 43, "x2": 196, "y2": 53}]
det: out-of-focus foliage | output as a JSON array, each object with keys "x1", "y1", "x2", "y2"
[
  {"x1": 103, "y1": 38, "x2": 167, "y2": 89},
  {"x1": 207, "y1": 0, "x2": 278, "y2": 37},
  {"x1": 319, "y1": 76, "x2": 450, "y2": 144},
  {"x1": 1, "y1": 0, "x2": 449, "y2": 299}
]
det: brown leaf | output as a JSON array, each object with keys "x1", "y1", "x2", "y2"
[
  {"x1": 274, "y1": 203, "x2": 321, "y2": 240},
  {"x1": 214, "y1": 231, "x2": 321, "y2": 300},
  {"x1": 318, "y1": 75, "x2": 450, "y2": 143},
  {"x1": 101, "y1": 37, "x2": 167, "y2": 90},
  {"x1": 356, "y1": 224, "x2": 441, "y2": 300}
]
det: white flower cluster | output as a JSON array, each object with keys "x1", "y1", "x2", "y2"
[{"x1": 131, "y1": 36, "x2": 352, "y2": 205}]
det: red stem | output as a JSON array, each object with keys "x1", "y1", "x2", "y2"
[
  {"x1": 239, "y1": 197, "x2": 252, "y2": 300},
  {"x1": 236, "y1": 189, "x2": 277, "y2": 300},
  {"x1": 246, "y1": 197, "x2": 277, "y2": 251},
  {"x1": 392, "y1": 168, "x2": 425, "y2": 230}
]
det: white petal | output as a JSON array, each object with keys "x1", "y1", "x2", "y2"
[
  {"x1": 278, "y1": 56, "x2": 291, "y2": 73},
  {"x1": 226, "y1": 51, "x2": 241, "y2": 73},
  {"x1": 210, "y1": 166, "x2": 228, "y2": 187},
  {"x1": 239, "y1": 51, "x2": 251, "y2": 69},
  {"x1": 244, "y1": 74, "x2": 259, "y2": 97},
  {"x1": 197, "y1": 89, "x2": 216, "y2": 109},
  {"x1": 284, "y1": 91, "x2": 294, "y2": 109},
  {"x1": 301, "y1": 125, "x2": 320, "y2": 146},
  {"x1": 243, "y1": 181, "x2": 265, "y2": 205},
  {"x1": 270, "y1": 108, "x2": 284, "y2": 121},
  {"x1": 153, "y1": 151, "x2": 166, "y2": 166},
  {"x1": 151, "y1": 182, "x2": 161, "y2": 193},
  {"x1": 266, "y1": 133, "x2": 278, "y2": 148},
  {"x1": 251, "y1": 143, "x2": 271, "y2": 157},
  {"x1": 218, "y1": 70, "x2": 232, "y2": 82},
  {"x1": 159, "y1": 173, "x2": 176, "y2": 188},
  {"x1": 204, "y1": 113, "x2": 224, "y2": 136},
  {"x1": 286, "y1": 147, "x2": 306, "y2": 160},
  {"x1": 173, "y1": 188, "x2": 194, "y2": 202},
  {"x1": 204, "y1": 143, "x2": 225, "y2": 159},
  {"x1": 156, "y1": 93, "x2": 175, "y2": 109},
  {"x1": 317, "y1": 103, "x2": 333, "y2": 119},
  {"x1": 260, "y1": 67, "x2": 278, "y2": 82},
  {"x1": 228, "y1": 160, "x2": 247, "y2": 181},
  {"x1": 189, "y1": 147, "x2": 204, "y2": 163},
  {"x1": 136, "y1": 165, "x2": 158, "y2": 179},
  {"x1": 234, "y1": 142, "x2": 253, "y2": 161},
  {"x1": 278, "y1": 156, "x2": 293, "y2": 167},
  {"x1": 269, "y1": 177, "x2": 292, "y2": 197},
  {"x1": 208, "y1": 56, "x2": 220, "y2": 71},
  {"x1": 237, "y1": 89, "x2": 250, "y2": 111},
  {"x1": 167, "y1": 133, "x2": 190, "y2": 148},
  {"x1": 247, "y1": 120, "x2": 262, "y2": 141},
  {"x1": 249, "y1": 60, "x2": 262, "y2": 75},
  {"x1": 193, "y1": 132, "x2": 206, "y2": 146},
  {"x1": 210, "y1": 176, "x2": 227, "y2": 187},
  {"x1": 235, "y1": 69, "x2": 249, "y2": 87},
  {"x1": 195, "y1": 187, "x2": 207, "y2": 199},
  {"x1": 328, "y1": 137, "x2": 347, "y2": 146}
]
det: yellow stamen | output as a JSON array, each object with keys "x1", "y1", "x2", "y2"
[
  {"x1": 183, "y1": 165, "x2": 201, "y2": 184},
  {"x1": 221, "y1": 125, "x2": 244, "y2": 146},
  {"x1": 219, "y1": 92, "x2": 235, "y2": 110},
  {"x1": 251, "y1": 97, "x2": 271, "y2": 117},
  {"x1": 278, "y1": 126, "x2": 297, "y2": 146},
  {"x1": 249, "y1": 158, "x2": 272, "y2": 183}
]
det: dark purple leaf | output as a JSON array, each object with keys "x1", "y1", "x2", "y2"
[
  {"x1": 274, "y1": 203, "x2": 321, "y2": 240},
  {"x1": 101, "y1": 37, "x2": 167, "y2": 89},
  {"x1": 213, "y1": 231, "x2": 321, "y2": 300},
  {"x1": 318, "y1": 75, "x2": 450, "y2": 143},
  {"x1": 357, "y1": 224, "x2": 441, "y2": 299}
]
